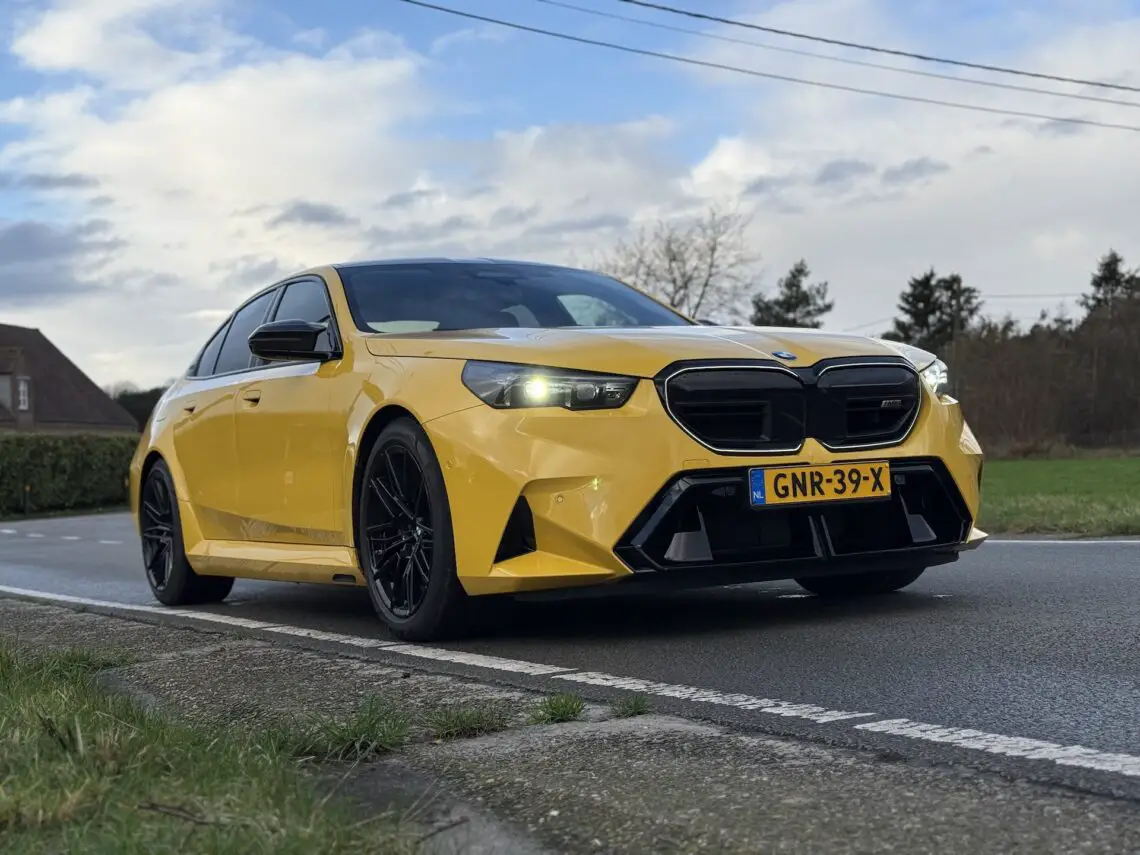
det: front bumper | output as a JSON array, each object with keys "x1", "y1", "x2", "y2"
[{"x1": 423, "y1": 379, "x2": 985, "y2": 596}]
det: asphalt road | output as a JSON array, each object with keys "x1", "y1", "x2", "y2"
[{"x1": 3, "y1": 511, "x2": 1139, "y2": 795}]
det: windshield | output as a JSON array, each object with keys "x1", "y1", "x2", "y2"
[{"x1": 338, "y1": 261, "x2": 693, "y2": 333}]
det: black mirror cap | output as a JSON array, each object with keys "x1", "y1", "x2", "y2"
[{"x1": 248, "y1": 319, "x2": 333, "y2": 362}]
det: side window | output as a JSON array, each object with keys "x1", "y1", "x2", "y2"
[
  {"x1": 191, "y1": 321, "x2": 229, "y2": 378},
  {"x1": 558, "y1": 294, "x2": 635, "y2": 326},
  {"x1": 271, "y1": 279, "x2": 335, "y2": 352},
  {"x1": 212, "y1": 290, "x2": 277, "y2": 375}
]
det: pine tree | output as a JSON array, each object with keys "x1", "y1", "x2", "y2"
[
  {"x1": 749, "y1": 259, "x2": 834, "y2": 328},
  {"x1": 1079, "y1": 249, "x2": 1140, "y2": 315},
  {"x1": 883, "y1": 269, "x2": 982, "y2": 353}
]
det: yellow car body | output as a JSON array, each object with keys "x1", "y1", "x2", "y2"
[{"x1": 130, "y1": 258, "x2": 985, "y2": 640}]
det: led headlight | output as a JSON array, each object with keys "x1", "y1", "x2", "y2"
[
  {"x1": 920, "y1": 358, "x2": 950, "y2": 398},
  {"x1": 461, "y1": 361, "x2": 639, "y2": 410}
]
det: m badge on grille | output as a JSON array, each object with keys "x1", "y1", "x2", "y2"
[{"x1": 880, "y1": 399, "x2": 904, "y2": 409}]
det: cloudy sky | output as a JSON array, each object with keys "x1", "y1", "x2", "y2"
[{"x1": 1, "y1": 0, "x2": 1138, "y2": 389}]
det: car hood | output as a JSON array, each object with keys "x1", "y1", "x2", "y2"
[{"x1": 364, "y1": 325, "x2": 908, "y2": 377}]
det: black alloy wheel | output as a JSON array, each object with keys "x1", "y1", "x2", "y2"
[
  {"x1": 358, "y1": 418, "x2": 469, "y2": 640},
  {"x1": 363, "y1": 443, "x2": 434, "y2": 618},
  {"x1": 139, "y1": 460, "x2": 234, "y2": 606},
  {"x1": 140, "y1": 467, "x2": 176, "y2": 593}
]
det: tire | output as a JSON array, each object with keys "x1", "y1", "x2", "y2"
[
  {"x1": 355, "y1": 417, "x2": 470, "y2": 641},
  {"x1": 139, "y1": 459, "x2": 235, "y2": 606},
  {"x1": 794, "y1": 566, "x2": 926, "y2": 597}
]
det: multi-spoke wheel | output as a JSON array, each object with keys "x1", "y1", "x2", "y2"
[
  {"x1": 140, "y1": 460, "x2": 234, "y2": 606},
  {"x1": 357, "y1": 418, "x2": 469, "y2": 641}
]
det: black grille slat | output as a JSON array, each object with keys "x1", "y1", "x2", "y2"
[
  {"x1": 813, "y1": 364, "x2": 921, "y2": 450},
  {"x1": 659, "y1": 358, "x2": 921, "y2": 454},
  {"x1": 663, "y1": 368, "x2": 805, "y2": 452}
]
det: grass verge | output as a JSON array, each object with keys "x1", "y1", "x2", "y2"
[
  {"x1": 0, "y1": 645, "x2": 414, "y2": 854},
  {"x1": 978, "y1": 456, "x2": 1140, "y2": 536}
]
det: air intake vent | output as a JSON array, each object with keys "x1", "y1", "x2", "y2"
[{"x1": 495, "y1": 496, "x2": 537, "y2": 563}]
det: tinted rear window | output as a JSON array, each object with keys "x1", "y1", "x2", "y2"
[{"x1": 338, "y1": 262, "x2": 692, "y2": 333}]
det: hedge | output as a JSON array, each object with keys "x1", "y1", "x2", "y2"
[{"x1": 0, "y1": 433, "x2": 137, "y2": 517}]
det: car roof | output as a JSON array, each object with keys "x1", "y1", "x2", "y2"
[{"x1": 332, "y1": 257, "x2": 567, "y2": 271}]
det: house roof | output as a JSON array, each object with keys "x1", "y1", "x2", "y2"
[{"x1": 0, "y1": 323, "x2": 139, "y2": 430}]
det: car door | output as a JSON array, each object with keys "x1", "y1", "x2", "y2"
[
  {"x1": 233, "y1": 277, "x2": 344, "y2": 545},
  {"x1": 169, "y1": 289, "x2": 276, "y2": 542}
]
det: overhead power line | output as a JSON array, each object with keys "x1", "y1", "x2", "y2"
[
  {"x1": 396, "y1": 0, "x2": 1140, "y2": 133},
  {"x1": 616, "y1": 0, "x2": 1140, "y2": 95},
  {"x1": 530, "y1": 0, "x2": 1140, "y2": 110}
]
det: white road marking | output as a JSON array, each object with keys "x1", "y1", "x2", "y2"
[
  {"x1": 385, "y1": 643, "x2": 574, "y2": 675},
  {"x1": 987, "y1": 539, "x2": 1140, "y2": 545},
  {"x1": 60, "y1": 536, "x2": 80, "y2": 541},
  {"x1": 556, "y1": 671, "x2": 877, "y2": 723},
  {"x1": 99, "y1": 540, "x2": 123, "y2": 545},
  {"x1": 856, "y1": 718, "x2": 1140, "y2": 777},
  {"x1": 1, "y1": 583, "x2": 1138, "y2": 779},
  {"x1": 1, "y1": 529, "x2": 15, "y2": 535},
  {"x1": 26, "y1": 533, "x2": 44, "y2": 538},
  {"x1": 0, "y1": 586, "x2": 175, "y2": 615},
  {"x1": 268, "y1": 624, "x2": 395, "y2": 648}
]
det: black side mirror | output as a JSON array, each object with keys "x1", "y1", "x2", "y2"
[{"x1": 248, "y1": 319, "x2": 333, "y2": 362}]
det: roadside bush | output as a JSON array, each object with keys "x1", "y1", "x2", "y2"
[{"x1": 0, "y1": 433, "x2": 136, "y2": 516}]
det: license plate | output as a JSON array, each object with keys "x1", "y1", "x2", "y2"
[{"x1": 748, "y1": 462, "x2": 891, "y2": 507}]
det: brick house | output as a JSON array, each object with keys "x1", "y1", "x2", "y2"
[{"x1": 0, "y1": 323, "x2": 138, "y2": 434}]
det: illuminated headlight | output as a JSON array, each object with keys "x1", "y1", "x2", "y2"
[
  {"x1": 461, "y1": 361, "x2": 638, "y2": 410},
  {"x1": 920, "y1": 358, "x2": 950, "y2": 398}
]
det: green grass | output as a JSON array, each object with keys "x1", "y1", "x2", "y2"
[
  {"x1": 610, "y1": 694, "x2": 651, "y2": 719},
  {"x1": 425, "y1": 700, "x2": 515, "y2": 741},
  {"x1": 0, "y1": 645, "x2": 414, "y2": 855},
  {"x1": 979, "y1": 456, "x2": 1140, "y2": 536},
  {"x1": 528, "y1": 693, "x2": 586, "y2": 725},
  {"x1": 267, "y1": 697, "x2": 411, "y2": 762}
]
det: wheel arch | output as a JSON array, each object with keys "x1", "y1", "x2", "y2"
[{"x1": 136, "y1": 450, "x2": 166, "y2": 519}]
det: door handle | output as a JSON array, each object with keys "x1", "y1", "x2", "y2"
[
  {"x1": 242, "y1": 390, "x2": 262, "y2": 407},
  {"x1": 182, "y1": 401, "x2": 197, "y2": 414}
]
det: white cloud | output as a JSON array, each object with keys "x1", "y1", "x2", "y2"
[
  {"x1": 2, "y1": 0, "x2": 1139, "y2": 386},
  {"x1": 677, "y1": 0, "x2": 1140, "y2": 332}
]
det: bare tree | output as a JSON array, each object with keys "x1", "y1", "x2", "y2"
[{"x1": 592, "y1": 204, "x2": 759, "y2": 322}]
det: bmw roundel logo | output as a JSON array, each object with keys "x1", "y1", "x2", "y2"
[{"x1": 772, "y1": 350, "x2": 798, "y2": 360}]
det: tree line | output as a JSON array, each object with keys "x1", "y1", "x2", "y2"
[{"x1": 592, "y1": 203, "x2": 1139, "y2": 349}]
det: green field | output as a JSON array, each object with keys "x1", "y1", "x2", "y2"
[
  {"x1": 979, "y1": 456, "x2": 1140, "y2": 537},
  {"x1": 0, "y1": 646, "x2": 413, "y2": 855}
]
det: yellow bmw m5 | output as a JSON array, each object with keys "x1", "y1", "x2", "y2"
[{"x1": 129, "y1": 258, "x2": 986, "y2": 640}]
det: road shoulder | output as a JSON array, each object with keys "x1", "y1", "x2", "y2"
[{"x1": 3, "y1": 597, "x2": 1139, "y2": 854}]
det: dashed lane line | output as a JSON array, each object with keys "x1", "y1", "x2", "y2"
[
  {"x1": 0, "y1": 583, "x2": 1137, "y2": 779},
  {"x1": 0, "y1": 530, "x2": 125, "y2": 544}
]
